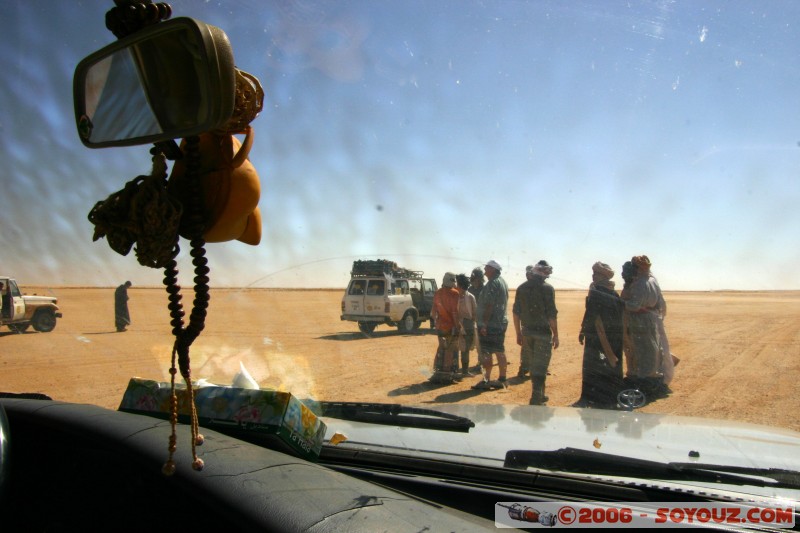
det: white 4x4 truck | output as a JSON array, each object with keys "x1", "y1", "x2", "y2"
[
  {"x1": 341, "y1": 260, "x2": 437, "y2": 334},
  {"x1": 0, "y1": 276, "x2": 62, "y2": 333}
]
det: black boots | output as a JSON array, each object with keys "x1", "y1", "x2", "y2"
[{"x1": 529, "y1": 376, "x2": 549, "y2": 405}]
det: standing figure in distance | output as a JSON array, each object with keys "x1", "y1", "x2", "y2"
[
  {"x1": 574, "y1": 262, "x2": 624, "y2": 409},
  {"x1": 512, "y1": 260, "x2": 559, "y2": 405},
  {"x1": 468, "y1": 267, "x2": 485, "y2": 372},
  {"x1": 621, "y1": 255, "x2": 668, "y2": 399},
  {"x1": 456, "y1": 273, "x2": 478, "y2": 377},
  {"x1": 473, "y1": 260, "x2": 509, "y2": 389},
  {"x1": 515, "y1": 265, "x2": 536, "y2": 380},
  {"x1": 430, "y1": 272, "x2": 461, "y2": 384},
  {"x1": 620, "y1": 261, "x2": 638, "y2": 378},
  {"x1": 115, "y1": 280, "x2": 132, "y2": 332},
  {"x1": 0, "y1": 281, "x2": 6, "y2": 319}
]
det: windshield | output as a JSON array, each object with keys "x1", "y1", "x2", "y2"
[{"x1": 2, "y1": 0, "x2": 799, "y2": 508}]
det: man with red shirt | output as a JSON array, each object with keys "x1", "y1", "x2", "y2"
[{"x1": 430, "y1": 272, "x2": 460, "y2": 384}]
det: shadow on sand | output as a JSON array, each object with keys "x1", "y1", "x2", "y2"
[
  {"x1": 318, "y1": 329, "x2": 437, "y2": 341},
  {"x1": 388, "y1": 380, "x2": 492, "y2": 403}
]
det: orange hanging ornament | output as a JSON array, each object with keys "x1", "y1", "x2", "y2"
[{"x1": 168, "y1": 125, "x2": 262, "y2": 245}]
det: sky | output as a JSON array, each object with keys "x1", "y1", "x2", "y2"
[{"x1": 1, "y1": 0, "x2": 799, "y2": 291}]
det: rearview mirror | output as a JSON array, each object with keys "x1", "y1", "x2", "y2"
[{"x1": 73, "y1": 17, "x2": 236, "y2": 148}]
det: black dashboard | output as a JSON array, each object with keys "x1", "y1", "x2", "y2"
[{"x1": 0, "y1": 398, "x2": 498, "y2": 532}]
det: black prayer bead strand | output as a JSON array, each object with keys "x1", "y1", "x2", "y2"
[
  {"x1": 159, "y1": 135, "x2": 210, "y2": 474},
  {"x1": 160, "y1": 243, "x2": 183, "y2": 476},
  {"x1": 172, "y1": 135, "x2": 208, "y2": 470},
  {"x1": 105, "y1": 1, "x2": 172, "y2": 40}
]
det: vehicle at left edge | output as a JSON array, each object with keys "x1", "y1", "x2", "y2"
[{"x1": 0, "y1": 276, "x2": 62, "y2": 333}]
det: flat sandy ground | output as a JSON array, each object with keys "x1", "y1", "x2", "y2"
[{"x1": 2, "y1": 288, "x2": 799, "y2": 432}]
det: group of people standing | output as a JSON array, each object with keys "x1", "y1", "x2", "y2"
[
  {"x1": 430, "y1": 259, "x2": 529, "y2": 392},
  {"x1": 616, "y1": 256, "x2": 675, "y2": 403},
  {"x1": 576, "y1": 256, "x2": 675, "y2": 408},
  {"x1": 429, "y1": 268, "x2": 487, "y2": 383},
  {"x1": 429, "y1": 256, "x2": 674, "y2": 408},
  {"x1": 431, "y1": 259, "x2": 557, "y2": 401}
]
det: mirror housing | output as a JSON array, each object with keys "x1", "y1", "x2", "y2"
[{"x1": 73, "y1": 17, "x2": 236, "y2": 148}]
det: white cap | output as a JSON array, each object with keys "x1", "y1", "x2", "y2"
[{"x1": 485, "y1": 260, "x2": 502, "y2": 272}]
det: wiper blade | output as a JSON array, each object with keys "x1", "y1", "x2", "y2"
[
  {"x1": 311, "y1": 401, "x2": 475, "y2": 433},
  {"x1": 505, "y1": 447, "x2": 800, "y2": 489}
]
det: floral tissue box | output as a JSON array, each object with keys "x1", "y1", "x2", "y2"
[{"x1": 119, "y1": 377, "x2": 327, "y2": 461}]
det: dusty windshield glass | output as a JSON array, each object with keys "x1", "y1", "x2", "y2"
[{"x1": 1, "y1": 0, "x2": 798, "y2": 466}]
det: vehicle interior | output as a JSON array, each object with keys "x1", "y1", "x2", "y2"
[
  {"x1": 1, "y1": 397, "x2": 501, "y2": 530},
  {"x1": 8, "y1": 394, "x2": 783, "y2": 531}
]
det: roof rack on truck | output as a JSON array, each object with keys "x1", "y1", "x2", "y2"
[{"x1": 350, "y1": 259, "x2": 423, "y2": 280}]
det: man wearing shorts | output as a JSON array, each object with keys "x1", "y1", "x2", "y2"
[{"x1": 474, "y1": 260, "x2": 508, "y2": 389}]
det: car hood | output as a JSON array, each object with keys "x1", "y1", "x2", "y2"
[
  {"x1": 22, "y1": 295, "x2": 57, "y2": 303},
  {"x1": 320, "y1": 403, "x2": 800, "y2": 503}
]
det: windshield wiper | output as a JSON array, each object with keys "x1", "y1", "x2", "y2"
[
  {"x1": 505, "y1": 447, "x2": 800, "y2": 489},
  {"x1": 310, "y1": 401, "x2": 475, "y2": 433}
]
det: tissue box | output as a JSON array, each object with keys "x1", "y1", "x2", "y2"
[{"x1": 119, "y1": 377, "x2": 327, "y2": 461}]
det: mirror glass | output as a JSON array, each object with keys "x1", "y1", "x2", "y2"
[
  {"x1": 74, "y1": 17, "x2": 235, "y2": 148},
  {"x1": 81, "y1": 48, "x2": 162, "y2": 142}
]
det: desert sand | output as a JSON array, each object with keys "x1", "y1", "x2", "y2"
[{"x1": 2, "y1": 287, "x2": 798, "y2": 432}]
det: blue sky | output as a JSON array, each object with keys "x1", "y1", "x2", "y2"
[{"x1": 1, "y1": 1, "x2": 799, "y2": 291}]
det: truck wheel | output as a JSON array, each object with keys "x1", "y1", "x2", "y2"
[
  {"x1": 357, "y1": 322, "x2": 376, "y2": 334},
  {"x1": 8, "y1": 323, "x2": 30, "y2": 334},
  {"x1": 397, "y1": 312, "x2": 416, "y2": 334},
  {"x1": 31, "y1": 311, "x2": 57, "y2": 332}
]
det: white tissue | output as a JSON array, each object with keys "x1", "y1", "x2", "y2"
[{"x1": 232, "y1": 361, "x2": 260, "y2": 389}]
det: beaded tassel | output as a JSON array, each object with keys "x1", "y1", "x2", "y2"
[{"x1": 160, "y1": 136, "x2": 209, "y2": 475}]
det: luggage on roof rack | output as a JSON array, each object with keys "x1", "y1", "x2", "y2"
[{"x1": 350, "y1": 259, "x2": 423, "y2": 279}]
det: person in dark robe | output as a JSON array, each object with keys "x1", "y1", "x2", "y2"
[
  {"x1": 574, "y1": 262, "x2": 624, "y2": 409},
  {"x1": 115, "y1": 281, "x2": 132, "y2": 332}
]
